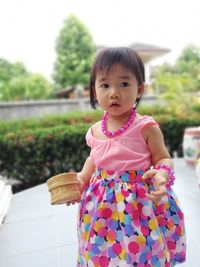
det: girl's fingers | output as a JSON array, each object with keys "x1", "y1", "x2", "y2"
[
  {"x1": 157, "y1": 176, "x2": 167, "y2": 186},
  {"x1": 143, "y1": 170, "x2": 167, "y2": 186},
  {"x1": 146, "y1": 184, "x2": 167, "y2": 202},
  {"x1": 142, "y1": 169, "x2": 168, "y2": 203},
  {"x1": 153, "y1": 175, "x2": 167, "y2": 191},
  {"x1": 149, "y1": 188, "x2": 166, "y2": 197},
  {"x1": 66, "y1": 200, "x2": 79, "y2": 206},
  {"x1": 142, "y1": 169, "x2": 157, "y2": 180},
  {"x1": 145, "y1": 193, "x2": 161, "y2": 202}
]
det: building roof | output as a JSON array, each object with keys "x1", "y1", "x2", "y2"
[
  {"x1": 98, "y1": 42, "x2": 170, "y2": 63},
  {"x1": 130, "y1": 42, "x2": 170, "y2": 63}
]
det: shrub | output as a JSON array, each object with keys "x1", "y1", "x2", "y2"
[
  {"x1": 0, "y1": 124, "x2": 90, "y2": 192},
  {"x1": 157, "y1": 114, "x2": 200, "y2": 156},
  {"x1": 0, "y1": 110, "x2": 200, "y2": 193},
  {"x1": 0, "y1": 110, "x2": 103, "y2": 136}
]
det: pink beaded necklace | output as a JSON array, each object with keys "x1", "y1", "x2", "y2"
[{"x1": 101, "y1": 107, "x2": 136, "y2": 138}]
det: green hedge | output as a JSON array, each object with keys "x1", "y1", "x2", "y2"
[
  {"x1": 0, "y1": 105, "x2": 167, "y2": 136},
  {"x1": 0, "y1": 124, "x2": 91, "y2": 192},
  {"x1": 0, "y1": 112, "x2": 200, "y2": 193},
  {"x1": 1, "y1": 103, "x2": 199, "y2": 137},
  {"x1": 0, "y1": 110, "x2": 103, "y2": 136},
  {"x1": 157, "y1": 114, "x2": 200, "y2": 156}
]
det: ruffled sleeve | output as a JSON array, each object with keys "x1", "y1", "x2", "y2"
[
  {"x1": 85, "y1": 126, "x2": 101, "y2": 165},
  {"x1": 85, "y1": 127, "x2": 93, "y2": 148},
  {"x1": 137, "y1": 115, "x2": 159, "y2": 132}
]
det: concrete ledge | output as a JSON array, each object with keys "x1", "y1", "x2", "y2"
[
  {"x1": 0, "y1": 180, "x2": 12, "y2": 226},
  {"x1": 0, "y1": 96, "x2": 158, "y2": 121},
  {"x1": 0, "y1": 98, "x2": 91, "y2": 120}
]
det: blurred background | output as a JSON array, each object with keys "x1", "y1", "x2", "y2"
[
  {"x1": 0, "y1": 1, "x2": 200, "y2": 266},
  {"x1": 0, "y1": 0, "x2": 200, "y2": 192}
]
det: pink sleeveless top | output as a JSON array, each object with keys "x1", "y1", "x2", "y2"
[{"x1": 86, "y1": 114, "x2": 158, "y2": 171}]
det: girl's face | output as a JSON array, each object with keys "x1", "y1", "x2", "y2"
[{"x1": 94, "y1": 64, "x2": 144, "y2": 117}]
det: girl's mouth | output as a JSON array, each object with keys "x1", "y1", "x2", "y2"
[{"x1": 110, "y1": 103, "x2": 120, "y2": 107}]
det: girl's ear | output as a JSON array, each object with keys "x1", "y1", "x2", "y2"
[{"x1": 137, "y1": 84, "x2": 144, "y2": 98}]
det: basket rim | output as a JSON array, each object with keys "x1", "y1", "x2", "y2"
[{"x1": 47, "y1": 172, "x2": 79, "y2": 190}]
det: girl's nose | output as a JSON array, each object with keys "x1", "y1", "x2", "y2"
[{"x1": 109, "y1": 87, "x2": 119, "y2": 98}]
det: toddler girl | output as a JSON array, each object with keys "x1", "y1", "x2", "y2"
[{"x1": 71, "y1": 47, "x2": 186, "y2": 266}]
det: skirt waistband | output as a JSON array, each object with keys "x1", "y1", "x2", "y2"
[{"x1": 92, "y1": 168, "x2": 150, "y2": 183}]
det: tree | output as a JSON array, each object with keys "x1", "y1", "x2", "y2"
[
  {"x1": 0, "y1": 74, "x2": 53, "y2": 101},
  {"x1": 0, "y1": 58, "x2": 53, "y2": 101},
  {"x1": 176, "y1": 45, "x2": 200, "y2": 91},
  {"x1": 152, "y1": 72, "x2": 195, "y2": 115},
  {"x1": 151, "y1": 45, "x2": 200, "y2": 115},
  {"x1": 0, "y1": 58, "x2": 27, "y2": 83},
  {"x1": 151, "y1": 45, "x2": 200, "y2": 94},
  {"x1": 52, "y1": 14, "x2": 96, "y2": 90}
]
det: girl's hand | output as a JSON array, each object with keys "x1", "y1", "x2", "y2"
[
  {"x1": 66, "y1": 200, "x2": 77, "y2": 206},
  {"x1": 142, "y1": 169, "x2": 168, "y2": 203},
  {"x1": 77, "y1": 173, "x2": 86, "y2": 195},
  {"x1": 66, "y1": 173, "x2": 86, "y2": 206}
]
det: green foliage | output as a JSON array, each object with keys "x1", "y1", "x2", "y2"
[
  {"x1": 0, "y1": 125, "x2": 90, "y2": 192},
  {"x1": 0, "y1": 58, "x2": 27, "y2": 84},
  {"x1": 156, "y1": 113, "x2": 200, "y2": 156},
  {"x1": 0, "y1": 58, "x2": 53, "y2": 101},
  {"x1": 1, "y1": 74, "x2": 53, "y2": 101},
  {"x1": 0, "y1": 102, "x2": 199, "y2": 136},
  {"x1": 137, "y1": 104, "x2": 167, "y2": 116},
  {"x1": 151, "y1": 45, "x2": 200, "y2": 115},
  {"x1": 152, "y1": 72, "x2": 197, "y2": 115},
  {"x1": 193, "y1": 101, "x2": 200, "y2": 113},
  {"x1": 176, "y1": 45, "x2": 200, "y2": 76},
  {"x1": 152, "y1": 45, "x2": 200, "y2": 93},
  {"x1": 0, "y1": 58, "x2": 27, "y2": 100},
  {"x1": 0, "y1": 109, "x2": 103, "y2": 136},
  {"x1": 0, "y1": 109, "x2": 200, "y2": 193},
  {"x1": 52, "y1": 14, "x2": 96, "y2": 90}
]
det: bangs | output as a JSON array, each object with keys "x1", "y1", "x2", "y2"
[
  {"x1": 91, "y1": 47, "x2": 145, "y2": 86},
  {"x1": 89, "y1": 47, "x2": 145, "y2": 109}
]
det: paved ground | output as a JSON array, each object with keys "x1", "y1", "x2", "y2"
[{"x1": 0, "y1": 158, "x2": 200, "y2": 267}]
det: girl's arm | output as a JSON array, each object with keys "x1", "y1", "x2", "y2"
[
  {"x1": 66, "y1": 156, "x2": 95, "y2": 206},
  {"x1": 77, "y1": 156, "x2": 96, "y2": 193},
  {"x1": 141, "y1": 125, "x2": 173, "y2": 202}
]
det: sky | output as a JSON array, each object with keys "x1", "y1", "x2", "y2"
[{"x1": 0, "y1": 0, "x2": 200, "y2": 80}]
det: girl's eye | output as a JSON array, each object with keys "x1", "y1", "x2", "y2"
[
  {"x1": 101, "y1": 83, "x2": 109, "y2": 89},
  {"x1": 121, "y1": 82, "x2": 129, "y2": 88}
]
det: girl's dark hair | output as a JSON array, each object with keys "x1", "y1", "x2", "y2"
[{"x1": 89, "y1": 47, "x2": 145, "y2": 109}]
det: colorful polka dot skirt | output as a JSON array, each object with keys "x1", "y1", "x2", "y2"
[{"x1": 77, "y1": 169, "x2": 186, "y2": 266}]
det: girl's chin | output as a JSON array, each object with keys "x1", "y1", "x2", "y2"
[
  {"x1": 107, "y1": 106, "x2": 122, "y2": 114},
  {"x1": 108, "y1": 106, "x2": 132, "y2": 113},
  {"x1": 108, "y1": 108, "x2": 135, "y2": 119}
]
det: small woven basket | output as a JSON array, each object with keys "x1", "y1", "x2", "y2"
[{"x1": 47, "y1": 172, "x2": 81, "y2": 205}]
